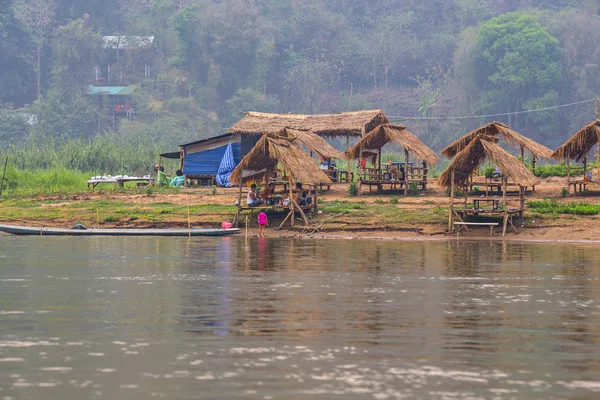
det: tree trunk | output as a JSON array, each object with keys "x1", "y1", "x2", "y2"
[{"x1": 36, "y1": 43, "x2": 42, "y2": 101}]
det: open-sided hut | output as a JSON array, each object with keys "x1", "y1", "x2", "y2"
[
  {"x1": 551, "y1": 120, "x2": 600, "y2": 194},
  {"x1": 346, "y1": 124, "x2": 439, "y2": 194},
  {"x1": 442, "y1": 122, "x2": 552, "y2": 192},
  {"x1": 229, "y1": 132, "x2": 332, "y2": 228},
  {"x1": 229, "y1": 110, "x2": 389, "y2": 175},
  {"x1": 439, "y1": 136, "x2": 539, "y2": 236}
]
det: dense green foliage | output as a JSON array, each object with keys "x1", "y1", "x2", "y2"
[
  {"x1": 2, "y1": 0, "x2": 600, "y2": 171},
  {"x1": 527, "y1": 200, "x2": 600, "y2": 215}
]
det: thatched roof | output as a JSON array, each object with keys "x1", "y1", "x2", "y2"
[
  {"x1": 438, "y1": 137, "x2": 539, "y2": 189},
  {"x1": 441, "y1": 122, "x2": 553, "y2": 160},
  {"x1": 229, "y1": 134, "x2": 332, "y2": 185},
  {"x1": 284, "y1": 128, "x2": 346, "y2": 160},
  {"x1": 346, "y1": 124, "x2": 439, "y2": 165},
  {"x1": 551, "y1": 120, "x2": 600, "y2": 162},
  {"x1": 229, "y1": 110, "x2": 389, "y2": 137}
]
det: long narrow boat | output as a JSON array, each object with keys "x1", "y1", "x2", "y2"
[{"x1": 0, "y1": 224, "x2": 240, "y2": 237}]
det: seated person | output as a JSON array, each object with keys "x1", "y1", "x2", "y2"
[
  {"x1": 399, "y1": 166, "x2": 406, "y2": 181},
  {"x1": 170, "y1": 170, "x2": 185, "y2": 187},
  {"x1": 293, "y1": 182, "x2": 308, "y2": 205},
  {"x1": 279, "y1": 193, "x2": 291, "y2": 207},
  {"x1": 260, "y1": 183, "x2": 276, "y2": 205},
  {"x1": 247, "y1": 183, "x2": 262, "y2": 207},
  {"x1": 154, "y1": 164, "x2": 169, "y2": 186}
]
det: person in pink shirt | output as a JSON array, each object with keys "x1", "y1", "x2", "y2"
[{"x1": 257, "y1": 209, "x2": 268, "y2": 237}]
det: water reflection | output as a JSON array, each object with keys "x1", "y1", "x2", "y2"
[{"x1": 1, "y1": 237, "x2": 600, "y2": 399}]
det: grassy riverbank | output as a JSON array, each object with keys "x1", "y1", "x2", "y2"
[{"x1": 2, "y1": 176, "x2": 600, "y2": 241}]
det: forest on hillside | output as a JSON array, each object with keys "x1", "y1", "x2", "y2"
[{"x1": 2, "y1": 0, "x2": 600, "y2": 156}]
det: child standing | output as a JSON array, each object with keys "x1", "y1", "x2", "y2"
[{"x1": 257, "y1": 209, "x2": 268, "y2": 237}]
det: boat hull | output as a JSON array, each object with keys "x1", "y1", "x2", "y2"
[{"x1": 0, "y1": 224, "x2": 240, "y2": 237}]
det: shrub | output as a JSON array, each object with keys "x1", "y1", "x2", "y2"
[
  {"x1": 561, "y1": 187, "x2": 568, "y2": 197},
  {"x1": 348, "y1": 182, "x2": 358, "y2": 196},
  {"x1": 104, "y1": 215, "x2": 120, "y2": 222},
  {"x1": 211, "y1": 185, "x2": 217, "y2": 195},
  {"x1": 389, "y1": 197, "x2": 399, "y2": 204},
  {"x1": 407, "y1": 182, "x2": 420, "y2": 195}
]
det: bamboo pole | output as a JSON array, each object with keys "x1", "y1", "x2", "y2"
[
  {"x1": 519, "y1": 184, "x2": 525, "y2": 220},
  {"x1": 448, "y1": 169, "x2": 455, "y2": 233},
  {"x1": 186, "y1": 194, "x2": 191, "y2": 238},
  {"x1": 289, "y1": 174, "x2": 294, "y2": 227},
  {"x1": 234, "y1": 175, "x2": 243, "y2": 227},
  {"x1": 0, "y1": 156, "x2": 7, "y2": 197},
  {"x1": 566, "y1": 153, "x2": 571, "y2": 195},
  {"x1": 502, "y1": 175, "x2": 508, "y2": 237},
  {"x1": 346, "y1": 134, "x2": 350, "y2": 181},
  {"x1": 404, "y1": 148, "x2": 409, "y2": 196}
]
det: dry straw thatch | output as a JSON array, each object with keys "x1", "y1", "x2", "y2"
[
  {"x1": 346, "y1": 124, "x2": 439, "y2": 165},
  {"x1": 229, "y1": 110, "x2": 389, "y2": 137},
  {"x1": 229, "y1": 133, "x2": 332, "y2": 185},
  {"x1": 438, "y1": 137, "x2": 539, "y2": 189},
  {"x1": 285, "y1": 128, "x2": 346, "y2": 160},
  {"x1": 441, "y1": 122, "x2": 553, "y2": 160},
  {"x1": 551, "y1": 120, "x2": 600, "y2": 162}
]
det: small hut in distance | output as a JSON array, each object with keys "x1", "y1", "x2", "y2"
[
  {"x1": 442, "y1": 122, "x2": 552, "y2": 193},
  {"x1": 346, "y1": 124, "x2": 439, "y2": 195},
  {"x1": 439, "y1": 136, "x2": 539, "y2": 236},
  {"x1": 551, "y1": 120, "x2": 600, "y2": 195}
]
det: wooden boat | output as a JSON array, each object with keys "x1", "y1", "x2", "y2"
[{"x1": 0, "y1": 224, "x2": 240, "y2": 237}]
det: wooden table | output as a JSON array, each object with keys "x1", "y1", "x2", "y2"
[
  {"x1": 473, "y1": 198, "x2": 500, "y2": 210},
  {"x1": 87, "y1": 177, "x2": 151, "y2": 189},
  {"x1": 569, "y1": 179, "x2": 588, "y2": 195}
]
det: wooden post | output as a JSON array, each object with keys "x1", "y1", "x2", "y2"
[
  {"x1": 346, "y1": 134, "x2": 351, "y2": 181},
  {"x1": 532, "y1": 155, "x2": 536, "y2": 191},
  {"x1": 378, "y1": 147, "x2": 382, "y2": 174},
  {"x1": 584, "y1": 155, "x2": 588, "y2": 179},
  {"x1": 234, "y1": 175, "x2": 243, "y2": 227},
  {"x1": 422, "y1": 161, "x2": 428, "y2": 190},
  {"x1": 404, "y1": 148, "x2": 409, "y2": 196},
  {"x1": 289, "y1": 175, "x2": 294, "y2": 227},
  {"x1": 520, "y1": 145, "x2": 524, "y2": 162},
  {"x1": 448, "y1": 169, "x2": 455, "y2": 233},
  {"x1": 502, "y1": 175, "x2": 508, "y2": 237},
  {"x1": 519, "y1": 184, "x2": 525, "y2": 220},
  {"x1": 566, "y1": 153, "x2": 571, "y2": 195}
]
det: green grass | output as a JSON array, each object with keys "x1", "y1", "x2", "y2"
[{"x1": 527, "y1": 200, "x2": 600, "y2": 215}]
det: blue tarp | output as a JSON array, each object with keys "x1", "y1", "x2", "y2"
[
  {"x1": 216, "y1": 141, "x2": 236, "y2": 187},
  {"x1": 183, "y1": 142, "x2": 241, "y2": 179}
]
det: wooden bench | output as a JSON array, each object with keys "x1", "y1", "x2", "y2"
[{"x1": 454, "y1": 222, "x2": 499, "y2": 238}]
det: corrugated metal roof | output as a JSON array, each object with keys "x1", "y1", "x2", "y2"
[
  {"x1": 87, "y1": 86, "x2": 136, "y2": 96},
  {"x1": 179, "y1": 133, "x2": 237, "y2": 148},
  {"x1": 103, "y1": 36, "x2": 154, "y2": 50}
]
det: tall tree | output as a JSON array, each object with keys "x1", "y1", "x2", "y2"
[
  {"x1": 14, "y1": 0, "x2": 56, "y2": 101},
  {"x1": 473, "y1": 12, "x2": 561, "y2": 130},
  {"x1": 0, "y1": 0, "x2": 35, "y2": 105}
]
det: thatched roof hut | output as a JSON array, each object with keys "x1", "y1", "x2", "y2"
[
  {"x1": 283, "y1": 128, "x2": 346, "y2": 160},
  {"x1": 346, "y1": 124, "x2": 439, "y2": 165},
  {"x1": 551, "y1": 120, "x2": 600, "y2": 162},
  {"x1": 229, "y1": 134, "x2": 332, "y2": 185},
  {"x1": 229, "y1": 110, "x2": 389, "y2": 138},
  {"x1": 438, "y1": 137, "x2": 539, "y2": 189},
  {"x1": 441, "y1": 122, "x2": 553, "y2": 160}
]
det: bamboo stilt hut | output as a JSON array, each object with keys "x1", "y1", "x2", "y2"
[
  {"x1": 439, "y1": 137, "x2": 539, "y2": 237},
  {"x1": 346, "y1": 124, "x2": 438, "y2": 195},
  {"x1": 552, "y1": 120, "x2": 600, "y2": 194}
]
